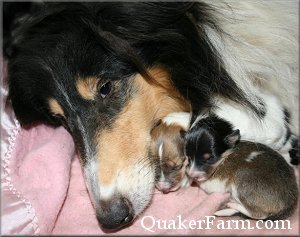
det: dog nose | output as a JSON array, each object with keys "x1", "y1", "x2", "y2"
[{"x1": 97, "y1": 197, "x2": 134, "y2": 229}]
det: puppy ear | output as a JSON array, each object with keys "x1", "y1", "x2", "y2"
[
  {"x1": 224, "y1": 129, "x2": 240, "y2": 148},
  {"x1": 153, "y1": 119, "x2": 162, "y2": 128},
  {"x1": 179, "y1": 130, "x2": 186, "y2": 138},
  {"x1": 150, "y1": 119, "x2": 162, "y2": 134}
]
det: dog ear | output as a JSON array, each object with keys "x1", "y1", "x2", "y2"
[
  {"x1": 8, "y1": 77, "x2": 60, "y2": 127},
  {"x1": 9, "y1": 95, "x2": 60, "y2": 127},
  {"x1": 224, "y1": 129, "x2": 240, "y2": 148}
]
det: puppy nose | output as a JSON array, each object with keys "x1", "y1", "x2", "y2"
[
  {"x1": 187, "y1": 169, "x2": 207, "y2": 181},
  {"x1": 97, "y1": 197, "x2": 134, "y2": 229},
  {"x1": 156, "y1": 182, "x2": 171, "y2": 194}
]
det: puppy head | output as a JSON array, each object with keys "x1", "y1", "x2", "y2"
[
  {"x1": 184, "y1": 115, "x2": 240, "y2": 181},
  {"x1": 150, "y1": 120, "x2": 189, "y2": 194}
]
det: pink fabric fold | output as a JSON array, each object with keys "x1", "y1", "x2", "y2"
[
  {"x1": 10, "y1": 125, "x2": 75, "y2": 234},
  {"x1": 1, "y1": 58, "x2": 40, "y2": 235}
]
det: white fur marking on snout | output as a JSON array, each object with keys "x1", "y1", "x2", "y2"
[
  {"x1": 84, "y1": 159, "x2": 100, "y2": 205},
  {"x1": 100, "y1": 183, "x2": 117, "y2": 200},
  {"x1": 117, "y1": 162, "x2": 156, "y2": 215},
  {"x1": 158, "y1": 143, "x2": 166, "y2": 182},
  {"x1": 162, "y1": 112, "x2": 191, "y2": 130},
  {"x1": 158, "y1": 143, "x2": 164, "y2": 161},
  {"x1": 84, "y1": 159, "x2": 116, "y2": 202},
  {"x1": 85, "y1": 151, "x2": 156, "y2": 217},
  {"x1": 246, "y1": 151, "x2": 263, "y2": 162},
  {"x1": 187, "y1": 158, "x2": 198, "y2": 178}
]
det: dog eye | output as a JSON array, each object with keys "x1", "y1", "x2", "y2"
[{"x1": 100, "y1": 81, "x2": 112, "y2": 98}]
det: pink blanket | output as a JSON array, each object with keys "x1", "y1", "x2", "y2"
[{"x1": 1, "y1": 59, "x2": 299, "y2": 235}]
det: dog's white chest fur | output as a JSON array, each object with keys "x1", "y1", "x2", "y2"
[{"x1": 213, "y1": 91, "x2": 289, "y2": 152}]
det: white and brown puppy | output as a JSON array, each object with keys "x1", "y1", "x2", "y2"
[
  {"x1": 151, "y1": 112, "x2": 191, "y2": 194},
  {"x1": 185, "y1": 123, "x2": 298, "y2": 220}
]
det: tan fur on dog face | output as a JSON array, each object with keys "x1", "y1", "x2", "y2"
[
  {"x1": 96, "y1": 96, "x2": 151, "y2": 186},
  {"x1": 76, "y1": 76, "x2": 99, "y2": 100},
  {"x1": 48, "y1": 98, "x2": 65, "y2": 117}
]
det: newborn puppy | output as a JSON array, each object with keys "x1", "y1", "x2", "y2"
[
  {"x1": 184, "y1": 114, "x2": 238, "y2": 180},
  {"x1": 151, "y1": 112, "x2": 191, "y2": 194},
  {"x1": 184, "y1": 116, "x2": 298, "y2": 220}
]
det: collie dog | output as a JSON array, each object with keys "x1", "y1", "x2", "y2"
[{"x1": 3, "y1": 1, "x2": 298, "y2": 230}]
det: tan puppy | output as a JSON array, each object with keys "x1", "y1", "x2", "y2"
[{"x1": 151, "y1": 112, "x2": 191, "y2": 194}]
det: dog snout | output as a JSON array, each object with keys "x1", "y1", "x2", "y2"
[{"x1": 97, "y1": 197, "x2": 134, "y2": 230}]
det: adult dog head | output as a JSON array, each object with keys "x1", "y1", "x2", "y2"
[{"x1": 4, "y1": 2, "x2": 259, "y2": 230}]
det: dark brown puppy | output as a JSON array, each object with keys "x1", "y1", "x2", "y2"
[{"x1": 197, "y1": 140, "x2": 298, "y2": 220}]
